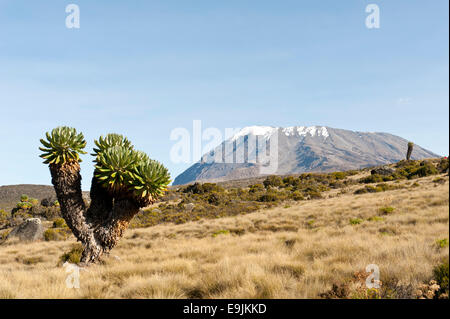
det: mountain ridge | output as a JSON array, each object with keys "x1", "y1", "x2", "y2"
[{"x1": 173, "y1": 125, "x2": 439, "y2": 185}]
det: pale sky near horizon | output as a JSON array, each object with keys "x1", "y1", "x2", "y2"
[{"x1": 0, "y1": 0, "x2": 448, "y2": 190}]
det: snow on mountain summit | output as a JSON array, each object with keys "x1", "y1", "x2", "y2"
[
  {"x1": 231, "y1": 126, "x2": 277, "y2": 141},
  {"x1": 231, "y1": 125, "x2": 330, "y2": 141}
]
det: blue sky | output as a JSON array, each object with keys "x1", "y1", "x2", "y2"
[{"x1": 0, "y1": 0, "x2": 448, "y2": 190}]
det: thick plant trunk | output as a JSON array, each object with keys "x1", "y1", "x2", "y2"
[
  {"x1": 49, "y1": 162, "x2": 144, "y2": 265},
  {"x1": 406, "y1": 143, "x2": 414, "y2": 161}
]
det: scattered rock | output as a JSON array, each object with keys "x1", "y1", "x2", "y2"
[
  {"x1": 7, "y1": 218, "x2": 44, "y2": 241},
  {"x1": 371, "y1": 166, "x2": 395, "y2": 176},
  {"x1": 185, "y1": 203, "x2": 195, "y2": 211}
]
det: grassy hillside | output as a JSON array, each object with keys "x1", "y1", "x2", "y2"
[
  {"x1": 0, "y1": 185, "x2": 56, "y2": 212},
  {"x1": 0, "y1": 160, "x2": 448, "y2": 299}
]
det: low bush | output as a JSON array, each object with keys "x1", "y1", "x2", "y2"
[
  {"x1": 258, "y1": 193, "x2": 279, "y2": 202},
  {"x1": 437, "y1": 157, "x2": 449, "y2": 173},
  {"x1": 0, "y1": 209, "x2": 9, "y2": 222},
  {"x1": 212, "y1": 230, "x2": 230, "y2": 237},
  {"x1": 263, "y1": 176, "x2": 283, "y2": 188},
  {"x1": 59, "y1": 244, "x2": 83, "y2": 265},
  {"x1": 52, "y1": 217, "x2": 67, "y2": 228},
  {"x1": 349, "y1": 218, "x2": 363, "y2": 225},
  {"x1": 183, "y1": 183, "x2": 223, "y2": 194},
  {"x1": 44, "y1": 228, "x2": 70, "y2": 241},
  {"x1": 291, "y1": 191, "x2": 304, "y2": 201},
  {"x1": 436, "y1": 239, "x2": 449, "y2": 248},
  {"x1": 306, "y1": 190, "x2": 323, "y2": 199},
  {"x1": 413, "y1": 162, "x2": 438, "y2": 178},
  {"x1": 433, "y1": 261, "x2": 449, "y2": 298},
  {"x1": 249, "y1": 184, "x2": 264, "y2": 193},
  {"x1": 379, "y1": 206, "x2": 395, "y2": 215}
]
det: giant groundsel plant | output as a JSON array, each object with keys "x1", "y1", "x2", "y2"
[{"x1": 39, "y1": 127, "x2": 170, "y2": 264}]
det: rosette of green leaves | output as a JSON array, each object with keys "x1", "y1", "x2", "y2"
[
  {"x1": 94, "y1": 146, "x2": 139, "y2": 193},
  {"x1": 93, "y1": 134, "x2": 171, "y2": 200},
  {"x1": 129, "y1": 159, "x2": 171, "y2": 199},
  {"x1": 39, "y1": 127, "x2": 87, "y2": 164},
  {"x1": 92, "y1": 134, "x2": 133, "y2": 162}
]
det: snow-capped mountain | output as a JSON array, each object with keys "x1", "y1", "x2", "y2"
[{"x1": 173, "y1": 126, "x2": 439, "y2": 185}]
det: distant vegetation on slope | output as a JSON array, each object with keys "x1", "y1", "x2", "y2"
[
  {"x1": 130, "y1": 158, "x2": 448, "y2": 228},
  {"x1": 1, "y1": 158, "x2": 448, "y2": 234}
]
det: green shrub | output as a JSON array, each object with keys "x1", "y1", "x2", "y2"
[
  {"x1": 16, "y1": 201, "x2": 32, "y2": 210},
  {"x1": 433, "y1": 261, "x2": 449, "y2": 298},
  {"x1": 207, "y1": 193, "x2": 223, "y2": 206},
  {"x1": 59, "y1": 244, "x2": 83, "y2": 264},
  {"x1": 0, "y1": 229, "x2": 11, "y2": 241},
  {"x1": 291, "y1": 191, "x2": 304, "y2": 201},
  {"x1": 20, "y1": 194, "x2": 29, "y2": 202},
  {"x1": 437, "y1": 158, "x2": 449, "y2": 173},
  {"x1": 306, "y1": 219, "x2": 315, "y2": 228},
  {"x1": 368, "y1": 216, "x2": 385, "y2": 222},
  {"x1": 249, "y1": 184, "x2": 264, "y2": 193},
  {"x1": 44, "y1": 228, "x2": 69, "y2": 241},
  {"x1": 258, "y1": 193, "x2": 279, "y2": 202},
  {"x1": 354, "y1": 185, "x2": 378, "y2": 194},
  {"x1": 212, "y1": 230, "x2": 230, "y2": 237},
  {"x1": 436, "y1": 239, "x2": 449, "y2": 248},
  {"x1": 263, "y1": 176, "x2": 283, "y2": 188},
  {"x1": 0, "y1": 209, "x2": 9, "y2": 222},
  {"x1": 28, "y1": 198, "x2": 39, "y2": 206},
  {"x1": 414, "y1": 162, "x2": 438, "y2": 178},
  {"x1": 307, "y1": 190, "x2": 323, "y2": 199},
  {"x1": 282, "y1": 176, "x2": 296, "y2": 186},
  {"x1": 350, "y1": 218, "x2": 363, "y2": 225},
  {"x1": 360, "y1": 174, "x2": 384, "y2": 184},
  {"x1": 183, "y1": 182, "x2": 223, "y2": 194},
  {"x1": 354, "y1": 187, "x2": 368, "y2": 194},
  {"x1": 379, "y1": 206, "x2": 395, "y2": 215},
  {"x1": 40, "y1": 206, "x2": 61, "y2": 220},
  {"x1": 330, "y1": 172, "x2": 347, "y2": 180},
  {"x1": 52, "y1": 218, "x2": 67, "y2": 228}
]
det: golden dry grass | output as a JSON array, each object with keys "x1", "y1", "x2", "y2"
[{"x1": 0, "y1": 174, "x2": 448, "y2": 299}]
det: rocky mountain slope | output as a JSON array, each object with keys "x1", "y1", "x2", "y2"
[{"x1": 173, "y1": 126, "x2": 439, "y2": 185}]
